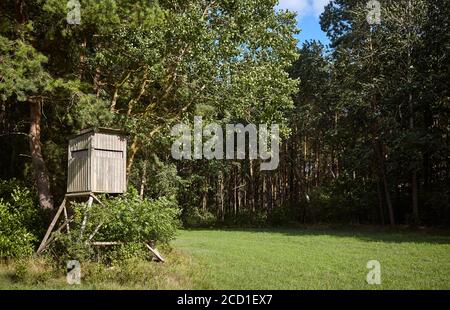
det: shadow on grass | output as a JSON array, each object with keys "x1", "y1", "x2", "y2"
[{"x1": 183, "y1": 225, "x2": 450, "y2": 245}]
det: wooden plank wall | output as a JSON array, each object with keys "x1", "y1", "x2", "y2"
[
  {"x1": 91, "y1": 133, "x2": 127, "y2": 193},
  {"x1": 67, "y1": 133, "x2": 91, "y2": 193},
  {"x1": 67, "y1": 131, "x2": 127, "y2": 194}
]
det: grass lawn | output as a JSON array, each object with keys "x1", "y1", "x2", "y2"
[
  {"x1": 173, "y1": 227, "x2": 450, "y2": 290},
  {"x1": 0, "y1": 227, "x2": 449, "y2": 289}
]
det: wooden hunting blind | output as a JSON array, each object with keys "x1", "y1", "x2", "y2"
[
  {"x1": 38, "y1": 127, "x2": 165, "y2": 261},
  {"x1": 67, "y1": 127, "x2": 127, "y2": 195}
]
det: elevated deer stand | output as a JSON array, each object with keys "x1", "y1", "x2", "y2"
[{"x1": 37, "y1": 128, "x2": 164, "y2": 262}]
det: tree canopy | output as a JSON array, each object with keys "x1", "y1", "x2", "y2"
[{"x1": 0, "y1": 0, "x2": 448, "y2": 227}]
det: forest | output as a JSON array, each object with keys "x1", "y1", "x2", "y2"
[{"x1": 0, "y1": 0, "x2": 449, "y2": 259}]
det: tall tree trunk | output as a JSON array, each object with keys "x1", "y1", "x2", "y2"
[
  {"x1": 202, "y1": 181, "x2": 208, "y2": 212},
  {"x1": 29, "y1": 100, "x2": 53, "y2": 210},
  {"x1": 376, "y1": 179, "x2": 385, "y2": 225},
  {"x1": 423, "y1": 102, "x2": 432, "y2": 189},
  {"x1": 411, "y1": 171, "x2": 419, "y2": 223},
  {"x1": 410, "y1": 97, "x2": 419, "y2": 224},
  {"x1": 218, "y1": 170, "x2": 224, "y2": 221},
  {"x1": 374, "y1": 140, "x2": 395, "y2": 225},
  {"x1": 367, "y1": 26, "x2": 394, "y2": 225},
  {"x1": 407, "y1": 0, "x2": 419, "y2": 224},
  {"x1": 409, "y1": 77, "x2": 419, "y2": 225},
  {"x1": 233, "y1": 168, "x2": 237, "y2": 215},
  {"x1": 262, "y1": 174, "x2": 266, "y2": 211},
  {"x1": 78, "y1": 36, "x2": 87, "y2": 79},
  {"x1": 249, "y1": 159, "x2": 255, "y2": 212},
  {"x1": 139, "y1": 159, "x2": 148, "y2": 199},
  {"x1": 0, "y1": 100, "x2": 5, "y2": 131},
  {"x1": 127, "y1": 136, "x2": 140, "y2": 176},
  {"x1": 15, "y1": 0, "x2": 25, "y2": 24}
]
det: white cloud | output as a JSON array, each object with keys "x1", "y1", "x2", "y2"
[
  {"x1": 276, "y1": 0, "x2": 331, "y2": 19},
  {"x1": 311, "y1": 0, "x2": 331, "y2": 17},
  {"x1": 276, "y1": 0, "x2": 310, "y2": 13}
]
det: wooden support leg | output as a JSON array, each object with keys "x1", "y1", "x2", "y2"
[
  {"x1": 63, "y1": 204, "x2": 70, "y2": 234},
  {"x1": 38, "y1": 217, "x2": 73, "y2": 253},
  {"x1": 88, "y1": 222, "x2": 104, "y2": 241},
  {"x1": 91, "y1": 193, "x2": 105, "y2": 207},
  {"x1": 145, "y1": 243, "x2": 165, "y2": 262},
  {"x1": 79, "y1": 195, "x2": 93, "y2": 240},
  {"x1": 37, "y1": 198, "x2": 66, "y2": 254}
]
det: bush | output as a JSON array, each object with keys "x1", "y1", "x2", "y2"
[
  {"x1": 183, "y1": 208, "x2": 217, "y2": 228},
  {"x1": 11, "y1": 257, "x2": 56, "y2": 284},
  {"x1": 421, "y1": 187, "x2": 450, "y2": 226},
  {"x1": 97, "y1": 190, "x2": 180, "y2": 244},
  {"x1": 0, "y1": 179, "x2": 43, "y2": 258},
  {"x1": 268, "y1": 205, "x2": 298, "y2": 226},
  {"x1": 0, "y1": 205, "x2": 36, "y2": 258},
  {"x1": 231, "y1": 209, "x2": 268, "y2": 227},
  {"x1": 305, "y1": 178, "x2": 378, "y2": 225},
  {"x1": 50, "y1": 188, "x2": 180, "y2": 263}
]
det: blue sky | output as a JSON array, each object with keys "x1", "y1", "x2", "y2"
[{"x1": 276, "y1": 0, "x2": 331, "y2": 46}]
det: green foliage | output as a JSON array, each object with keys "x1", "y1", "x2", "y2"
[
  {"x1": 130, "y1": 156, "x2": 183, "y2": 200},
  {"x1": 98, "y1": 190, "x2": 180, "y2": 244},
  {"x1": 11, "y1": 257, "x2": 56, "y2": 285},
  {"x1": 103, "y1": 242, "x2": 148, "y2": 263},
  {"x1": 421, "y1": 188, "x2": 450, "y2": 227},
  {"x1": 50, "y1": 233, "x2": 94, "y2": 264},
  {"x1": 50, "y1": 189, "x2": 180, "y2": 263},
  {"x1": 224, "y1": 209, "x2": 268, "y2": 228},
  {"x1": 183, "y1": 208, "x2": 217, "y2": 228},
  {"x1": 67, "y1": 94, "x2": 114, "y2": 129},
  {"x1": 0, "y1": 180, "x2": 43, "y2": 258},
  {"x1": 1, "y1": 0, "x2": 449, "y2": 233},
  {"x1": 0, "y1": 36, "x2": 51, "y2": 102},
  {"x1": 0, "y1": 203, "x2": 36, "y2": 259},
  {"x1": 1, "y1": 248, "x2": 197, "y2": 289},
  {"x1": 268, "y1": 205, "x2": 298, "y2": 226},
  {"x1": 77, "y1": 251, "x2": 196, "y2": 289}
]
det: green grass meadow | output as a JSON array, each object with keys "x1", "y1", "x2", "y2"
[
  {"x1": 1, "y1": 227, "x2": 449, "y2": 290},
  {"x1": 173, "y1": 228, "x2": 450, "y2": 290}
]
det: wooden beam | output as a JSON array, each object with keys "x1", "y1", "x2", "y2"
[
  {"x1": 145, "y1": 243, "x2": 165, "y2": 262},
  {"x1": 63, "y1": 204, "x2": 70, "y2": 234},
  {"x1": 37, "y1": 217, "x2": 73, "y2": 254},
  {"x1": 37, "y1": 198, "x2": 66, "y2": 254},
  {"x1": 90, "y1": 193, "x2": 106, "y2": 207},
  {"x1": 88, "y1": 222, "x2": 104, "y2": 241},
  {"x1": 79, "y1": 195, "x2": 93, "y2": 239},
  {"x1": 65, "y1": 192, "x2": 92, "y2": 198},
  {"x1": 90, "y1": 241, "x2": 122, "y2": 246}
]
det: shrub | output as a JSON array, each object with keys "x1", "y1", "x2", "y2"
[
  {"x1": 421, "y1": 187, "x2": 450, "y2": 226},
  {"x1": 268, "y1": 205, "x2": 299, "y2": 226},
  {"x1": 0, "y1": 179, "x2": 42, "y2": 258},
  {"x1": 98, "y1": 190, "x2": 181, "y2": 244},
  {"x1": 231, "y1": 209, "x2": 268, "y2": 227},
  {"x1": 183, "y1": 208, "x2": 217, "y2": 228},
  {"x1": 50, "y1": 188, "x2": 180, "y2": 263},
  {"x1": 0, "y1": 205, "x2": 36, "y2": 258},
  {"x1": 11, "y1": 257, "x2": 56, "y2": 284}
]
